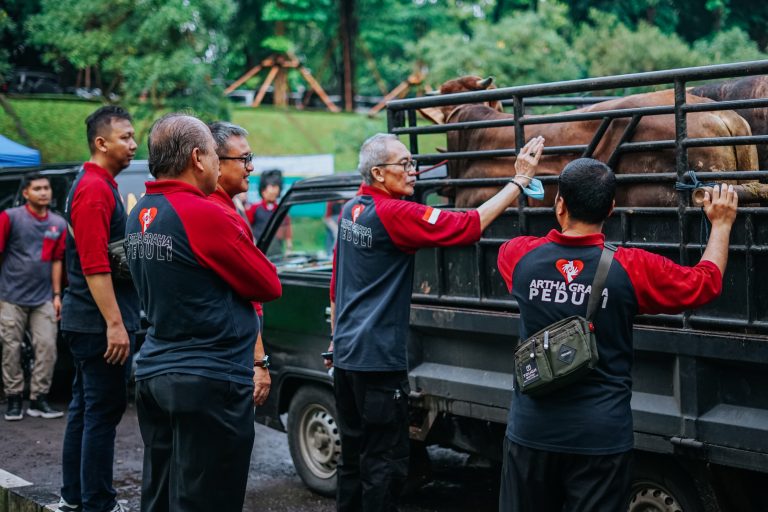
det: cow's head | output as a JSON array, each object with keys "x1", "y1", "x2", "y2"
[{"x1": 419, "y1": 76, "x2": 502, "y2": 124}]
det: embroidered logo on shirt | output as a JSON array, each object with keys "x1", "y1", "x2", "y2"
[
  {"x1": 139, "y1": 207, "x2": 158, "y2": 234},
  {"x1": 351, "y1": 204, "x2": 365, "y2": 223},
  {"x1": 555, "y1": 259, "x2": 583, "y2": 284},
  {"x1": 422, "y1": 206, "x2": 441, "y2": 225}
]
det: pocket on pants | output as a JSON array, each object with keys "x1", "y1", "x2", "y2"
[{"x1": 363, "y1": 381, "x2": 409, "y2": 426}]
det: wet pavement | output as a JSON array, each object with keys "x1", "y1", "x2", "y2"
[{"x1": 0, "y1": 395, "x2": 500, "y2": 511}]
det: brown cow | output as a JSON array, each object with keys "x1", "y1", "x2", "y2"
[
  {"x1": 690, "y1": 75, "x2": 768, "y2": 171},
  {"x1": 420, "y1": 76, "x2": 758, "y2": 207}
]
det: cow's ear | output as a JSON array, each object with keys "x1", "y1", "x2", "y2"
[
  {"x1": 487, "y1": 100, "x2": 503, "y2": 112},
  {"x1": 419, "y1": 107, "x2": 445, "y2": 124}
]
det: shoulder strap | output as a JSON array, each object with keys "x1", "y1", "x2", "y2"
[{"x1": 586, "y1": 243, "x2": 617, "y2": 321}]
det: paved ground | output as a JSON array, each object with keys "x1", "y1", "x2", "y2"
[{"x1": 0, "y1": 395, "x2": 500, "y2": 511}]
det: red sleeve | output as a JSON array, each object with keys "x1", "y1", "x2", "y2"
[
  {"x1": 497, "y1": 237, "x2": 549, "y2": 292},
  {"x1": 330, "y1": 243, "x2": 338, "y2": 302},
  {"x1": 53, "y1": 226, "x2": 66, "y2": 260},
  {"x1": 0, "y1": 212, "x2": 10, "y2": 253},
  {"x1": 376, "y1": 198, "x2": 482, "y2": 253},
  {"x1": 614, "y1": 248, "x2": 722, "y2": 314},
  {"x1": 245, "y1": 204, "x2": 257, "y2": 225},
  {"x1": 176, "y1": 200, "x2": 281, "y2": 302},
  {"x1": 71, "y1": 180, "x2": 115, "y2": 275}
]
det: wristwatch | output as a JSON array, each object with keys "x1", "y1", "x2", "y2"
[{"x1": 254, "y1": 355, "x2": 271, "y2": 369}]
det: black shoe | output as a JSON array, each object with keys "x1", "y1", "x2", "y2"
[
  {"x1": 56, "y1": 497, "x2": 82, "y2": 511},
  {"x1": 4, "y1": 395, "x2": 23, "y2": 421},
  {"x1": 26, "y1": 395, "x2": 63, "y2": 419}
]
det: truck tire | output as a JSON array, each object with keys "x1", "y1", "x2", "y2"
[
  {"x1": 629, "y1": 457, "x2": 705, "y2": 512},
  {"x1": 287, "y1": 385, "x2": 340, "y2": 497}
]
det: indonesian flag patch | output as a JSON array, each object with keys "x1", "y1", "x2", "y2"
[{"x1": 422, "y1": 206, "x2": 441, "y2": 225}]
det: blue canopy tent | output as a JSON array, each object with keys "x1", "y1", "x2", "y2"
[{"x1": 0, "y1": 135, "x2": 41, "y2": 167}]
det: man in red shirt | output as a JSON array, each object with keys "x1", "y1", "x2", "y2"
[
  {"x1": 1, "y1": 173, "x2": 66, "y2": 421},
  {"x1": 60, "y1": 106, "x2": 140, "y2": 512},
  {"x1": 327, "y1": 133, "x2": 544, "y2": 511},
  {"x1": 208, "y1": 121, "x2": 270, "y2": 406}
]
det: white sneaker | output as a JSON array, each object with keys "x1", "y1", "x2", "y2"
[
  {"x1": 56, "y1": 497, "x2": 81, "y2": 511},
  {"x1": 108, "y1": 502, "x2": 128, "y2": 512}
]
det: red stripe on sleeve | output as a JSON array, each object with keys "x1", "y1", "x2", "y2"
[
  {"x1": 0, "y1": 211, "x2": 10, "y2": 253},
  {"x1": 375, "y1": 198, "x2": 481, "y2": 253},
  {"x1": 71, "y1": 178, "x2": 115, "y2": 275},
  {"x1": 172, "y1": 196, "x2": 281, "y2": 303},
  {"x1": 497, "y1": 237, "x2": 549, "y2": 292},
  {"x1": 614, "y1": 248, "x2": 722, "y2": 315},
  {"x1": 53, "y1": 226, "x2": 66, "y2": 261}
]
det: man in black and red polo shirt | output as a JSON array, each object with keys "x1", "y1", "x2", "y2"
[
  {"x1": 126, "y1": 114, "x2": 281, "y2": 512},
  {"x1": 60, "y1": 105, "x2": 140, "y2": 512},
  {"x1": 496, "y1": 158, "x2": 738, "y2": 512},
  {"x1": 208, "y1": 120, "x2": 270, "y2": 406},
  {"x1": 328, "y1": 133, "x2": 544, "y2": 511}
]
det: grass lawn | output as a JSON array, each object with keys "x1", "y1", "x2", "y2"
[{"x1": 0, "y1": 98, "x2": 448, "y2": 171}]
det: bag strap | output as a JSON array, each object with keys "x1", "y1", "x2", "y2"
[{"x1": 585, "y1": 243, "x2": 617, "y2": 321}]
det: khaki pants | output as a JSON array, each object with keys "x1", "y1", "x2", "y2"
[{"x1": 0, "y1": 301, "x2": 57, "y2": 399}]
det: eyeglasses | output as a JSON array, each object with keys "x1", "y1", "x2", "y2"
[
  {"x1": 374, "y1": 159, "x2": 418, "y2": 173},
  {"x1": 219, "y1": 153, "x2": 254, "y2": 169}
]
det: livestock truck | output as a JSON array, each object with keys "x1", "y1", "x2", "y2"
[{"x1": 256, "y1": 60, "x2": 768, "y2": 512}]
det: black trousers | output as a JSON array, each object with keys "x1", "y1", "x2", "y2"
[
  {"x1": 333, "y1": 367, "x2": 410, "y2": 512},
  {"x1": 135, "y1": 373, "x2": 254, "y2": 512},
  {"x1": 499, "y1": 438, "x2": 632, "y2": 512}
]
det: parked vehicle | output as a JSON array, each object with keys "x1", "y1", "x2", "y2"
[{"x1": 255, "y1": 60, "x2": 768, "y2": 511}]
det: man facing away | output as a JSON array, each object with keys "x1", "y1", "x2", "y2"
[
  {"x1": 59, "y1": 105, "x2": 141, "y2": 512},
  {"x1": 327, "y1": 132, "x2": 545, "y2": 512},
  {"x1": 208, "y1": 120, "x2": 270, "y2": 406},
  {"x1": 496, "y1": 158, "x2": 738, "y2": 512},
  {"x1": 1, "y1": 173, "x2": 66, "y2": 421},
  {"x1": 126, "y1": 113, "x2": 281, "y2": 512}
]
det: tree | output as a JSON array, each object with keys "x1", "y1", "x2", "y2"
[
  {"x1": 411, "y1": 2, "x2": 583, "y2": 88},
  {"x1": 27, "y1": 0, "x2": 235, "y2": 121},
  {"x1": 0, "y1": 9, "x2": 13, "y2": 84}
]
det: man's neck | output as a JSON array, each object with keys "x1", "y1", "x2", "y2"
[
  {"x1": 26, "y1": 203, "x2": 48, "y2": 217},
  {"x1": 559, "y1": 220, "x2": 603, "y2": 237},
  {"x1": 89, "y1": 155, "x2": 120, "y2": 177}
]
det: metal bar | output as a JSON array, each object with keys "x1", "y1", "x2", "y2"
[
  {"x1": 513, "y1": 95, "x2": 529, "y2": 229},
  {"x1": 388, "y1": 60, "x2": 768, "y2": 111},
  {"x1": 618, "y1": 140, "x2": 676, "y2": 152},
  {"x1": 413, "y1": 171, "x2": 768, "y2": 188},
  {"x1": 414, "y1": 145, "x2": 587, "y2": 163},
  {"x1": 683, "y1": 97, "x2": 768, "y2": 113},
  {"x1": 608, "y1": 114, "x2": 642, "y2": 169},
  {"x1": 407, "y1": 108, "x2": 419, "y2": 156},
  {"x1": 746, "y1": 214, "x2": 755, "y2": 324},
  {"x1": 674, "y1": 79, "x2": 689, "y2": 281},
  {"x1": 515, "y1": 96, "x2": 620, "y2": 106},
  {"x1": 683, "y1": 135, "x2": 768, "y2": 147},
  {"x1": 582, "y1": 117, "x2": 613, "y2": 158},
  {"x1": 391, "y1": 104, "x2": 676, "y2": 136}
]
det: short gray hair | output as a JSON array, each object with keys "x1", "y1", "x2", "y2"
[
  {"x1": 148, "y1": 113, "x2": 214, "y2": 179},
  {"x1": 357, "y1": 133, "x2": 398, "y2": 185},
  {"x1": 208, "y1": 121, "x2": 249, "y2": 155}
]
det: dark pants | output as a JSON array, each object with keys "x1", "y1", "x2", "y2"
[
  {"x1": 61, "y1": 331, "x2": 133, "y2": 512},
  {"x1": 333, "y1": 367, "x2": 410, "y2": 512},
  {"x1": 135, "y1": 373, "x2": 254, "y2": 512},
  {"x1": 499, "y1": 437, "x2": 633, "y2": 512}
]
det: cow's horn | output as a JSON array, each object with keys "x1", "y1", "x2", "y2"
[{"x1": 477, "y1": 76, "x2": 494, "y2": 89}]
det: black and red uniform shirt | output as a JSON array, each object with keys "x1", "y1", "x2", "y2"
[
  {"x1": 498, "y1": 229, "x2": 722, "y2": 454},
  {"x1": 247, "y1": 200, "x2": 292, "y2": 243},
  {"x1": 126, "y1": 180, "x2": 280, "y2": 385},
  {"x1": 331, "y1": 185, "x2": 481, "y2": 372},
  {"x1": 0, "y1": 205, "x2": 66, "y2": 307},
  {"x1": 62, "y1": 162, "x2": 140, "y2": 334},
  {"x1": 209, "y1": 186, "x2": 263, "y2": 317}
]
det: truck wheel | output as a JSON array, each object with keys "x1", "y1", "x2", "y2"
[
  {"x1": 287, "y1": 385, "x2": 340, "y2": 497},
  {"x1": 629, "y1": 458, "x2": 704, "y2": 512}
]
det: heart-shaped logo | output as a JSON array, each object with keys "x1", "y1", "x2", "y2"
[
  {"x1": 351, "y1": 204, "x2": 365, "y2": 223},
  {"x1": 555, "y1": 258, "x2": 584, "y2": 284},
  {"x1": 139, "y1": 207, "x2": 157, "y2": 234}
]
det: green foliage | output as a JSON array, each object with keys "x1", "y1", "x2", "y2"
[
  {"x1": 412, "y1": 3, "x2": 583, "y2": 87},
  {"x1": 262, "y1": 0, "x2": 332, "y2": 22},
  {"x1": 0, "y1": 9, "x2": 13, "y2": 83},
  {"x1": 692, "y1": 27, "x2": 767, "y2": 65},
  {"x1": 573, "y1": 10, "x2": 701, "y2": 90},
  {"x1": 26, "y1": 0, "x2": 235, "y2": 121}
]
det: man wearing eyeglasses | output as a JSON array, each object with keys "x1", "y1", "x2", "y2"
[
  {"x1": 208, "y1": 121, "x2": 271, "y2": 408},
  {"x1": 326, "y1": 133, "x2": 544, "y2": 512}
]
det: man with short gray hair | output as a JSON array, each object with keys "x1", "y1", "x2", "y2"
[
  {"x1": 326, "y1": 133, "x2": 545, "y2": 511},
  {"x1": 126, "y1": 113, "x2": 282, "y2": 512}
]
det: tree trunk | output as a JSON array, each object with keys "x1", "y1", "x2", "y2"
[{"x1": 339, "y1": 0, "x2": 357, "y2": 112}]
